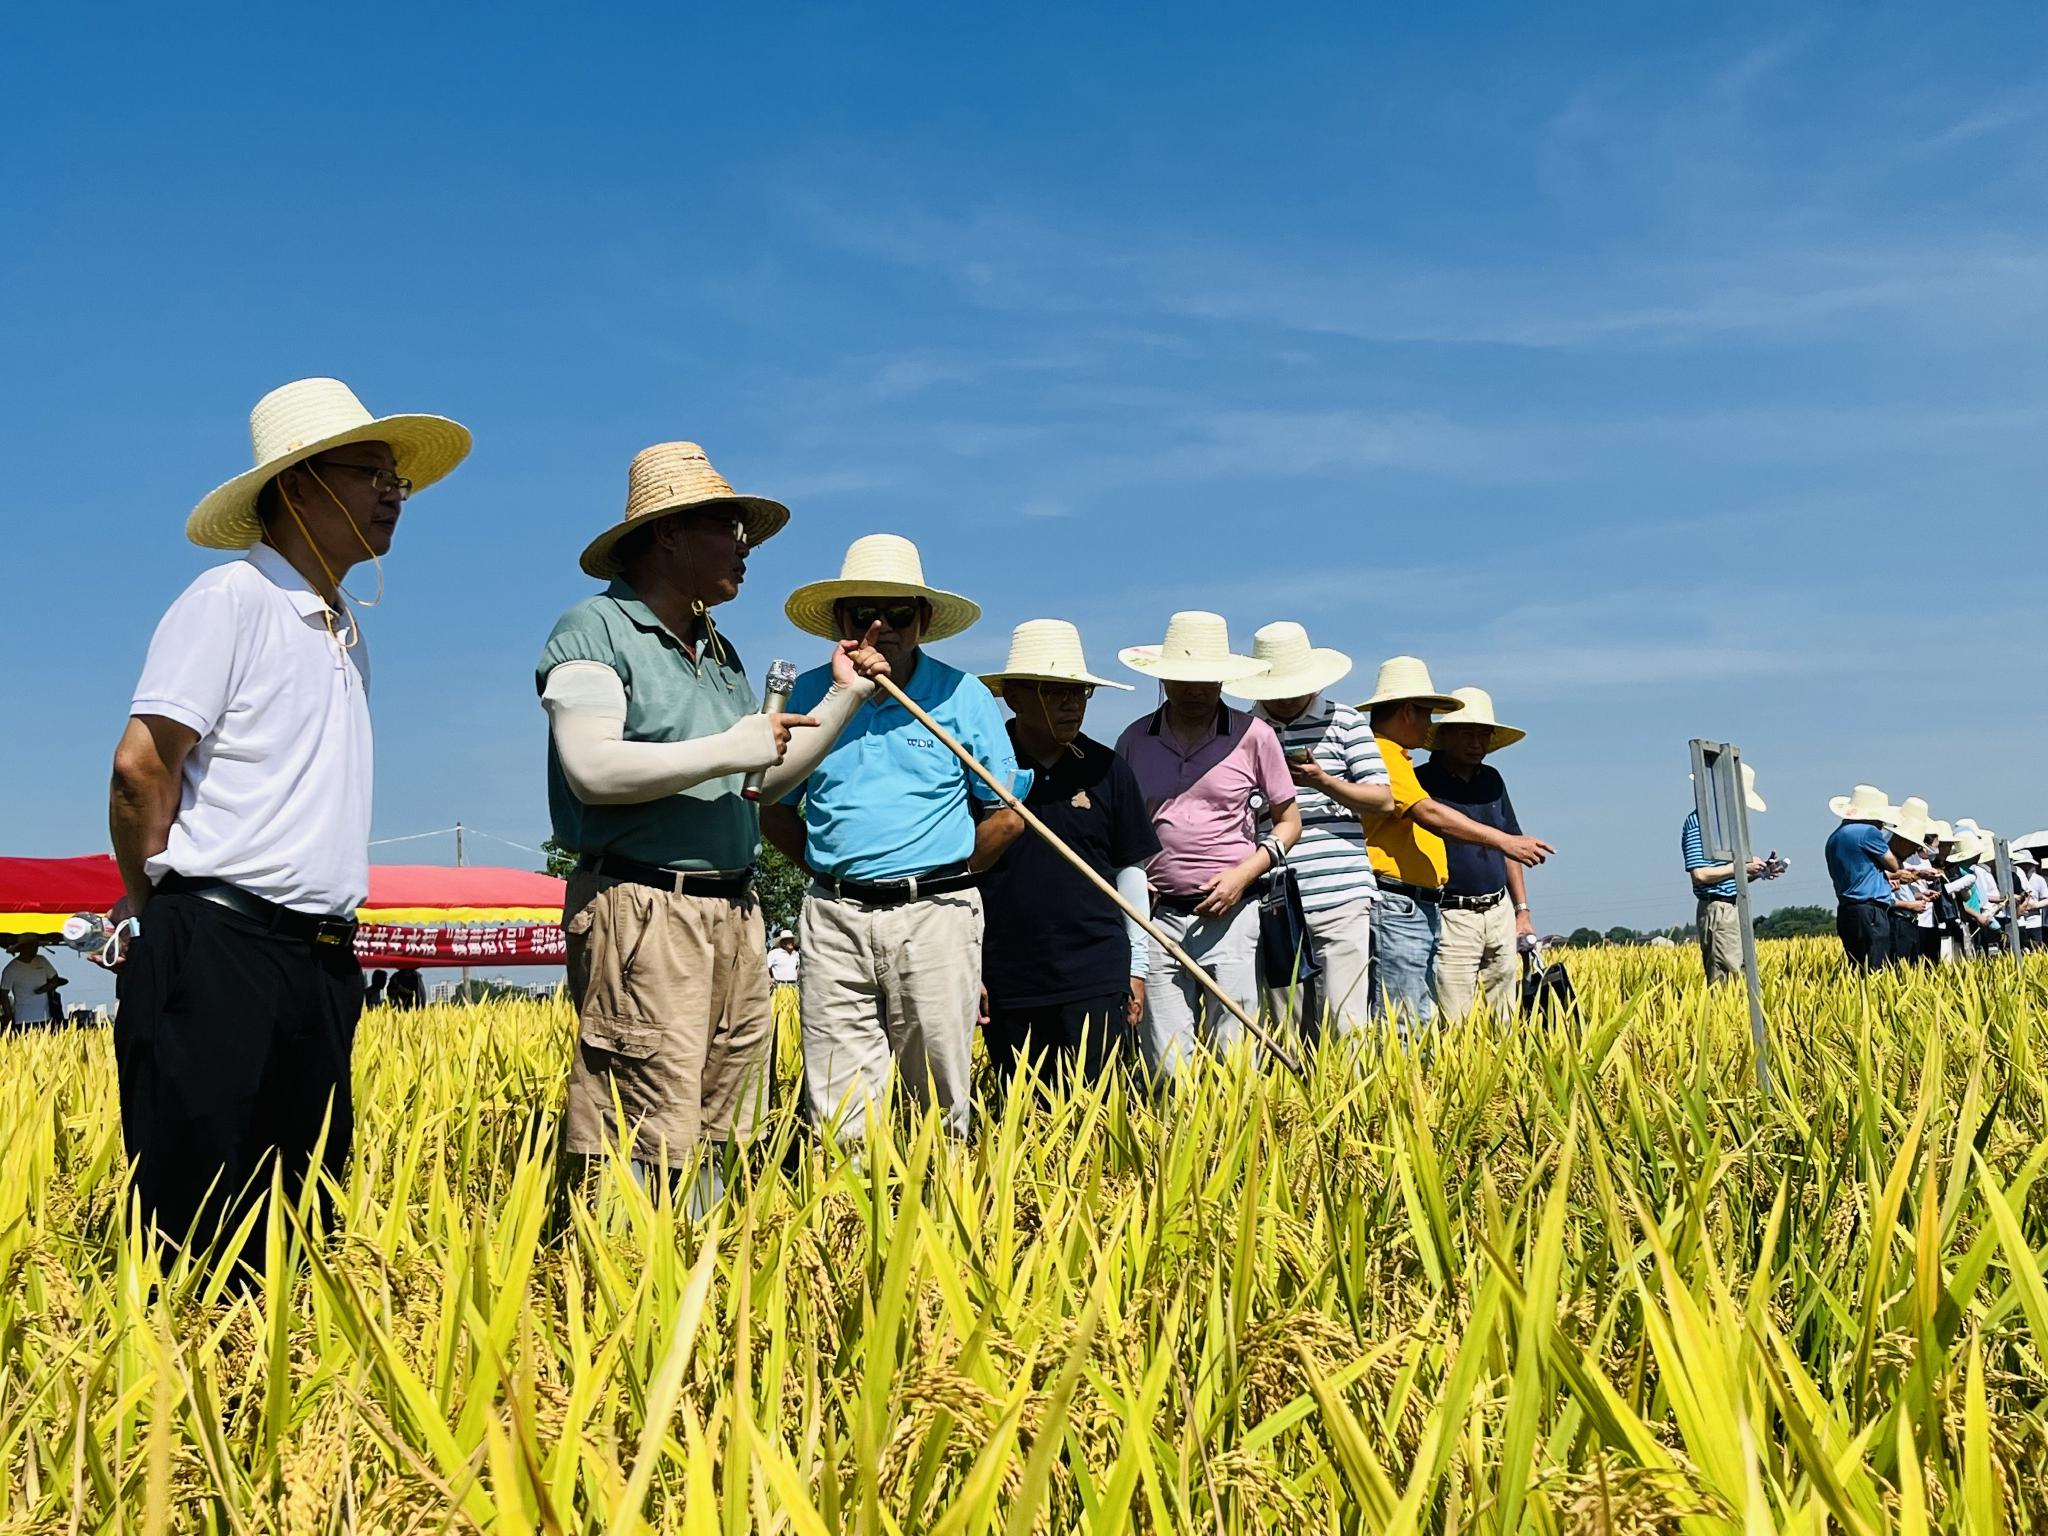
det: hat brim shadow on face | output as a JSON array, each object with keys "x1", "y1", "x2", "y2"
[
  {"x1": 579, "y1": 494, "x2": 790, "y2": 580},
  {"x1": 982, "y1": 670, "x2": 1132, "y2": 696},
  {"x1": 785, "y1": 580, "x2": 981, "y2": 642}
]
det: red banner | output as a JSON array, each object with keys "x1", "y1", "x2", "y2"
[{"x1": 353, "y1": 923, "x2": 566, "y2": 969}]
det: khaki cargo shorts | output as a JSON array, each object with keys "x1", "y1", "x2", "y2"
[{"x1": 562, "y1": 869, "x2": 773, "y2": 1160}]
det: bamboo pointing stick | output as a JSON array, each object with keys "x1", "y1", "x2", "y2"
[{"x1": 867, "y1": 673, "x2": 1305, "y2": 1076}]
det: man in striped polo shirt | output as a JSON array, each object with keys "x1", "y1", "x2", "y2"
[{"x1": 1227, "y1": 623, "x2": 1391, "y2": 1037}]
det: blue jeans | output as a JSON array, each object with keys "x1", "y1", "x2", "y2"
[{"x1": 1372, "y1": 893, "x2": 1441, "y2": 1030}]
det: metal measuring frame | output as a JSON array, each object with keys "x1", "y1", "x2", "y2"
[
  {"x1": 1994, "y1": 836, "x2": 2023, "y2": 972},
  {"x1": 1690, "y1": 739, "x2": 1772, "y2": 1095}
]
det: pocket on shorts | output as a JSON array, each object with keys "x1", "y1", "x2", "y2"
[{"x1": 574, "y1": 881, "x2": 666, "y2": 1060}]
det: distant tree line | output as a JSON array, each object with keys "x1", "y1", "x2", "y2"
[{"x1": 1559, "y1": 905, "x2": 1834, "y2": 948}]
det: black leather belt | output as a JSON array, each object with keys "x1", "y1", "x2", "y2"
[
  {"x1": 1441, "y1": 887, "x2": 1507, "y2": 913},
  {"x1": 155, "y1": 874, "x2": 358, "y2": 948},
  {"x1": 1153, "y1": 891, "x2": 1207, "y2": 915},
  {"x1": 814, "y1": 861, "x2": 976, "y2": 907},
  {"x1": 581, "y1": 854, "x2": 753, "y2": 898},
  {"x1": 1378, "y1": 877, "x2": 1444, "y2": 905},
  {"x1": 1700, "y1": 893, "x2": 1738, "y2": 905}
]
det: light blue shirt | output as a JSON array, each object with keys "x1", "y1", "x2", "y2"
[{"x1": 780, "y1": 653, "x2": 1031, "y2": 881}]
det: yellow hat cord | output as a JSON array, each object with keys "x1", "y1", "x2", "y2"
[{"x1": 274, "y1": 480, "x2": 360, "y2": 650}]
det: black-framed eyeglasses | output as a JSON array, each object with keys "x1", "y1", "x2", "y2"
[
  {"x1": 320, "y1": 461, "x2": 414, "y2": 501},
  {"x1": 1015, "y1": 680, "x2": 1095, "y2": 703},
  {"x1": 843, "y1": 600, "x2": 923, "y2": 632}
]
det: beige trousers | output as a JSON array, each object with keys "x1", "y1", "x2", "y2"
[
  {"x1": 1434, "y1": 896, "x2": 1518, "y2": 1022},
  {"x1": 562, "y1": 871, "x2": 773, "y2": 1160},
  {"x1": 1268, "y1": 896, "x2": 1375, "y2": 1038},
  {"x1": 1697, "y1": 898, "x2": 1742, "y2": 983},
  {"x1": 798, "y1": 886, "x2": 983, "y2": 1142}
]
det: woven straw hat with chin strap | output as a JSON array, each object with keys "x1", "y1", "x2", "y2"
[
  {"x1": 1427, "y1": 686, "x2": 1527, "y2": 752},
  {"x1": 1119, "y1": 611, "x2": 1269, "y2": 683},
  {"x1": 982, "y1": 619, "x2": 1132, "y2": 696},
  {"x1": 580, "y1": 442, "x2": 791, "y2": 580},
  {"x1": 1828, "y1": 784, "x2": 1896, "y2": 822},
  {"x1": 1356, "y1": 655, "x2": 1460, "y2": 713},
  {"x1": 784, "y1": 533, "x2": 981, "y2": 642},
  {"x1": 186, "y1": 377, "x2": 472, "y2": 550}
]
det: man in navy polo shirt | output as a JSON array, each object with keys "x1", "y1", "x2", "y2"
[
  {"x1": 763, "y1": 535, "x2": 1028, "y2": 1144},
  {"x1": 978, "y1": 621, "x2": 1159, "y2": 1095},
  {"x1": 1415, "y1": 688, "x2": 1543, "y2": 1022},
  {"x1": 1824, "y1": 783, "x2": 1901, "y2": 970}
]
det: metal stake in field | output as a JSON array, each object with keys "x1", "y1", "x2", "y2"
[
  {"x1": 1993, "y1": 835, "x2": 2023, "y2": 975},
  {"x1": 1690, "y1": 739, "x2": 1771, "y2": 1095},
  {"x1": 867, "y1": 673, "x2": 1306, "y2": 1077}
]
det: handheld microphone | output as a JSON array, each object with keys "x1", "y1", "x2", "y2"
[{"x1": 743, "y1": 658, "x2": 800, "y2": 802}]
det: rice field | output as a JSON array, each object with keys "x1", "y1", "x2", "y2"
[{"x1": 4, "y1": 938, "x2": 2048, "y2": 1532}]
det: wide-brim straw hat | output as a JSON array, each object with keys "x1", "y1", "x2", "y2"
[
  {"x1": 580, "y1": 441, "x2": 790, "y2": 579},
  {"x1": 1119, "y1": 611, "x2": 1269, "y2": 683},
  {"x1": 187, "y1": 377, "x2": 471, "y2": 550},
  {"x1": 2015, "y1": 848, "x2": 2040, "y2": 867},
  {"x1": 1426, "y1": 686, "x2": 1527, "y2": 752},
  {"x1": 1222, "y1": 622, "x2": 1353, "y2": 701},
  {"x1": 785, "y1": 533, "x2": 980, "y2": 642},
  {"x1": 1931, "y1": 820, "x2": 1956, "y2": 844},
  {"x1": 1357, "y1": 655, "x2": 1461, "y2": 712},
  {"x1": 983, "y1": 619, "x2": 1131, "y2": 696},
  {"x1": 1828, "y1": 784, "x2": 1896, "y2": 822},
  {"x1": 1885, "y1": 796, "x2": 1934, "y2": 846}
]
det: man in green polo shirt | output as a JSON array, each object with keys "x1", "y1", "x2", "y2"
[{"x1": 537, "y1": 442, "x2": 886, "y2": 1206}]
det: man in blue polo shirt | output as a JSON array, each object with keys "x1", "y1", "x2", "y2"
[
  {"x1": 1824, "y1": 783, "x2": 1902, "y2": 970},
  {"x1": 763, "y1": 535, "x2": 1028, "y2": 1143},
  {"x1": 1682, "y1": 760, "x2": 1767, "y2": 984}
]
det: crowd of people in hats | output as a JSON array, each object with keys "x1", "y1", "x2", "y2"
[
  {"x1": 1684, "y1": 768, "x2": 2047, "y2": 980},
  {"x1": 84, "y1": 373, "x2": 2040, "y2": 1261}
]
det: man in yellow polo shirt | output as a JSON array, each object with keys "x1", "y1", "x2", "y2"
[{"x1": 1358, "y1": 658, "x2": 1553, "y2": 1028}]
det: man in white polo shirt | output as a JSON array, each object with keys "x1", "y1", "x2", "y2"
[
  {"x1": 107, "y1": 378, "x2": 468, "y2": 1260},
  {"x1": 1225, "y1": 622, "x2": 1391, "y2": 1037},
  {"x1": 2, "y1": 940, "x2": 66, "y2": 1030}
]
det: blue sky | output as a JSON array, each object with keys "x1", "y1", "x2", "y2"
[{"x1": 7, "y1": 3, "x2": 2047, "y2": 1001}]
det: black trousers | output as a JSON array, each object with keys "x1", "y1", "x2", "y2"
[
  {"x1": 1889, "y1": 911, "x2": 1923, "y2": 966},
  {"x1": 114, "y1": 892, "x2": 362, "y2": 1262},
  {"x1": 1836, "y1": 899, "x2": 1892, "y2": 971},
  {"x1": 985, "y1": 991, "x2": 1133, "y2": 1096}
]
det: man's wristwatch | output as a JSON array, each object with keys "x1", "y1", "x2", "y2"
[{"x1": 1514, "y1": 903, "x2": 1531, "y2": 913}]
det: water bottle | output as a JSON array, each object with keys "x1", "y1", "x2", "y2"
[{"x1": 58, "y1": 913, "x2": 113, "y2": 952}]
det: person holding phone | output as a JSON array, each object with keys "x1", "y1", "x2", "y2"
[{"x1": 1224, "y1": 622, "x2": 1390, "y2": 1038}]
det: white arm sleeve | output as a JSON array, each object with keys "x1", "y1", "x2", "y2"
[
  {"x1": 542, "y1": 661, "x2": 781, "y2": 806},
  {"x1": 758, "y1": 677, "x2": 878, "y2": 804},
  {"x1": 1116, "y1": 864, "x2": 1151, "y2": 976}
]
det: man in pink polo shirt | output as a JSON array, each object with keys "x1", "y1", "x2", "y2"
[{"x1": 1116, "y1": 612, "x2": 1301, "y2": 1074}]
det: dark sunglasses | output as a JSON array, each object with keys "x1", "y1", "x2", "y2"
[{"x1": 843, "y1": 601, "x2": 922, "y2": 632}]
